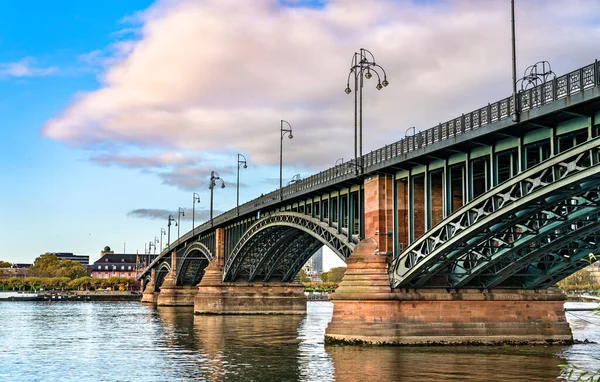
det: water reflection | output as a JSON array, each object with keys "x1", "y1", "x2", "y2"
[
  {"x1": 0, "y1": 301, "x2": 597, "y2": 381},
  {"x1": 327, "y1": 345, "x2": 566, "y2": 382},
  {"x1": 156, "y1": 306, "x2": 306, "y2": 381}
]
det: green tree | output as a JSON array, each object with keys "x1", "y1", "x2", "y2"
[
  {"x1": 56, "y1": 260, "x2": 87, "y2": 279},
  {"x1": 68, "y1": 276, "x2": 92, "y2": 291},
  {"x1": 298, "y1": 269, "x2": 310, "y2": 283},
  {"x1": 0, "y1": 260, "x2": 12, "y2": 268},
  {"x1": 558, "y1": 268, "x2": 598, "y2": 292},
  {"x1": 320, "y1": 267, "x2": 347, "y2": 283},
  {"x1": 29, "y1": 254, "x2": 87, "y2": 279},
  {"x1": 29, "y1": 254, "x2": 61, "y2": 277}
]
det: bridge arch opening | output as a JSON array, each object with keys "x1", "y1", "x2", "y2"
[
  {"x1": 176, "y1": 242, "x2": 213, "y2": 287},
  {"x1": 223, "y1": 212, "x2": 355, "y2": 282},
  {"x1": 154, "y1": 262, "x2": 171, "y2": 292}
]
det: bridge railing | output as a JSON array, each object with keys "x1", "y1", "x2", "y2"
[{"x1": 141, "y1": 60, "x2": 600, "y2": 276}]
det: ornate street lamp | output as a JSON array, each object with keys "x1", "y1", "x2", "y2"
[
  {"x1": 154, "y1": 237, "x2": 159, "y2": 255},
  {"x1": 280, "y1": 120, "x2": 293, "y2": 200},
  {"x1": 160, "y1": 228, "x2": 166, "y2": 252},
  {"x1": 345, "y1": 48, "x2": 389, "y2": 175},
  {"x1": 177, "y1": 207, "x2": 185, "y2": 243},
  {"x1": 192, "y1": 192, "x2": 201, "y2": 236},
  {"x1": 167, "y1": 215, "x2": 176, "y2": 249},
  {"x1": 209, "y1": 171, "x2": 225, "y2": 226},
  {"x1": 237, "y1": 154, "x2": 248, "y2": 215}
]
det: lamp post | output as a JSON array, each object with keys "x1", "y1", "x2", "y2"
[
  {"x1": 237, "y1": 154, "x2": 247, "y2": 215},
  {"x1": 280, "y1": 120, "x2": 293, "y2": 200},
  {"x1": 177, "y1": 207, "x2": 185, "y2": 243},
  {"x1": 345, "y1": 48, "x2": 389, "y2": 175},
  {"x1": 154, "y1": 237, "x2": 159, "y2": 255},
  {"x1": 167, "y1": 215, "x2": 176, "y2": 249},
  {"x1": 148, "y1": 241, "x2": 155, "y2": 262},
  {"x1": 511, "y1": 0, "x2": 519, "y2": 123},
  {"x1": 160, "y1": 228, "x2": 166, "y2": 252},
  {"x1": 192, "y1": 193, "x2": 200, "y2": 236},
  {"x1": 209, "y1": 171, "x2": 225, "y2": 226}
]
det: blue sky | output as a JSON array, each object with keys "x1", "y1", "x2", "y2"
[{"x1": 2, "y1": 0, "x2": 600, "y2": 264}]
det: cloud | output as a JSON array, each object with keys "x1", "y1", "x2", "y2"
[
  {"x1": 42, "y1": 0, "x2": 600, "y2": 181},
  {"x1": 91, "y1": 151, "x2": 198, "y2": 168},
  {"x1": 128, "y1": 208, "x2": 172, "y2": 220},
  {"x1": 0, "y1": 57, "x2": 57, "y2": 78},
  {"x1": 128, "y1": 208, "x2": 221, "y2": 222}
]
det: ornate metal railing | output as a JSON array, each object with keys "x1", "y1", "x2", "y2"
[{"x1": 140, "y1": 60, "x2": 600, "y2": 276}]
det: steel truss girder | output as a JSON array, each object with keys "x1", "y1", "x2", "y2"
[
  {"x1": 246, "y1": 232, "x2": 318, "y2": 282},
  {"x1": 453, "y1": 205, "x2": 600, "y2": 288},
  {"x1": 403, "y1": 172, "x2": 600, "y2": 288},
  {"x1": 262, "y1": 233, "x2": 314, "y2": 282},
  {"x1": 223, "y1": 212, "x2": 355, "y2": 282},
  {"x1": 247, "y1": 230, "x2": 300, "y2": 282},
  {"x1": 390, "y1": 137, "x2": 600, "y2": 289},
  {"x1": 281, "y1": 240, "x2": 325, "y2": 282},
  {"x1": 176, "y1": 242, "x2": 213, "y2": 286},
  {"x1": 524, "y1": 244, "x2": 600, "y2": 289},
  {"x1": 228, "y1": 227, "x2": 287, "y2": 281}
]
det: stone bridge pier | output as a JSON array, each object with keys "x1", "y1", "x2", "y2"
[
  {"x1": 194, "y1": 228, "x2": 307, "y2": 315},
  {"x1": 325, "y1": 174, "x2": 573, "y2": 345},
  {"x1": 156, "y1": 250, "x2": 199, "y2": 307}
]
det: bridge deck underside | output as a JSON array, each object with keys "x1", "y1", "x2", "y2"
[{"x1": 392, "y1": 138, "x2": 600, "y2": 289}]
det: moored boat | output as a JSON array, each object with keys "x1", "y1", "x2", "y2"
[{"x1": 0, "y1": 292, "x2": 41, "y2": 301}]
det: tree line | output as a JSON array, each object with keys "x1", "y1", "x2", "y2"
[
  {"x1": 0, "y1": 276, "x2": 136, "y2": 292},
  {"x1": 0, "y1": 254, "x2": 136, "y2": 291}
]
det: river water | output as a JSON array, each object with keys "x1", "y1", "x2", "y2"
[{"x1": 0, "y1": 301, "x2": 598, "y2": 381}]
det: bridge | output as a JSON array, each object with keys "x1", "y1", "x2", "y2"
[{"x1": 139, "y1": 60, "x2": 600, "y2": 345}]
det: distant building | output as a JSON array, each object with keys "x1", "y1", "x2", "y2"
[
  {"x1": 91, "y1": 247, "x2": 138, "y2": 279},
  {"x1": 311, "y1": 247, "x2": 323, "y2": 274},
  {"x1": 0, "y1": 267, "x2": 28, "y2": 278},
  {"x1": 46, "y1": 252, "x2": 90, "y2": 266}
]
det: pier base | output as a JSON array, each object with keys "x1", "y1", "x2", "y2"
[
  {"x1": 194, "y1": 261, "x2": 306, "y2": 315},
  {"x1": 141, "y1": 283, "x2": 158, "y2": 304},
  {"x1": 156, "y1": 275, "x2": 197, "y2": 307},
  {"x1": 325, "y1": 238, "x2": 573, "y2": 346}
]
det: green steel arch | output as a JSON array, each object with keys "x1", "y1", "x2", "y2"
[
  {"x1": 390, "y1": 138, "x2": 600, "y2": 289},
  {"x1": 175, "y1": 242, "x2": 213, "y2": 286},
  {"x1": 223, "y1": 212, "x2": 356, "y2": 282}
]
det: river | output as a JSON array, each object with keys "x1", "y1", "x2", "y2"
[{"x1": 0, "y1": 301, "x2": 598, "y2": 381}]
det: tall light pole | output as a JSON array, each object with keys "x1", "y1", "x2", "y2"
[
  {"x1": 192, "y1": 193, "x2": 200, "y2": 236},
  {"x1": 345, "y1": 48, "x2": 389, "y2": 175},
  {"x1": 237, "y1": 154, "x2": 247, "y2": 215},
  {"x1": 177, "y1": 207, "x2": 185, "y2": 243},
  {"x1": 154, "y1": 237, "x2": 159, "y2": 255},
  {"x1": 148, "y1": 241, "x2": 155, "y2": 262},
  {"x1": 209, "y1": 171, "x2": 225, "y2": 226},
  {"x1": 280, "y1": 120, "x2": 293, "y2": 200},
  {"x1": 167, "y1": 215, "x2": 176, "y2": 249},
  {"x1": 160, "y1": 228, "x2": 166, "y2": 252},
  {"x1": 511, "y1": 0, "x2": 519, "y2": 123}
]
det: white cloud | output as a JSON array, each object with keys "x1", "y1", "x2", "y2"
[
  {"x1": 42, "y1": 0, "x2": 600, "y2": 184},
  {"x1": 0, "y1": 57, "x2": 57, "y2": 78}
]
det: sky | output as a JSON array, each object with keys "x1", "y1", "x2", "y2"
[{"x1": 2, "y1": 0, "x2": 600, "y2": 265}]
